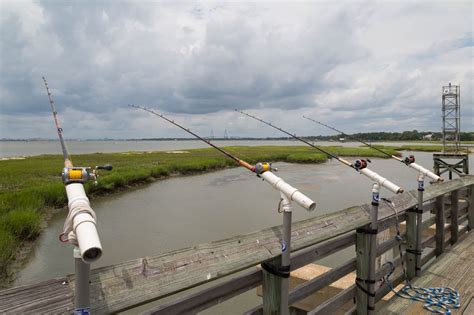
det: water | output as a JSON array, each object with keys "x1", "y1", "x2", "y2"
[
  {"x1": 12, "y1": 149, "x2": 466, "y2": 313},
  {"x1": 0, "y1": 139, "x2": 450, "y2": 158},
  {"x1": 0, "y1": 140, "x2": 351, "y2": 158}
]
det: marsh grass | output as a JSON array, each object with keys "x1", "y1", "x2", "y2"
[
  {"x1": 368, "y1": 144, "x2": 472, "y2": 153},
  {"x1": 0, "y1": 145, "x2": 398, "y2": 280}
]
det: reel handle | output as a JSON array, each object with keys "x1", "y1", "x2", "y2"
[{"x1": 96, "y1": 164, "x2": 113, "y2": 171}]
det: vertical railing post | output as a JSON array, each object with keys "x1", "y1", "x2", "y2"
[
  {"x1": 262, "y1": 256, "x2": 282, "y2": 315},
  {"x1": 280, "y1": 195, "x2": 292, "y2": 315},
  {"x1": 415, "y1": 174, "x2": 424, "y2": 276},
  {"x1": 356, "y1": 229, "x2": 369, "y2": 315},
  {"x1": 367, "y1": 184, "x2": 379, "y2": 315},
  {"x1": 74, "y1": 247, "x2": 91, "y2": 313},
  {"x1": 262, "y1": 193, "x2": 293, "y2": 315},
  {"x1": 405, "y1": 208, "x2": 417, "y2": 280},
  {"x1": 469, "y1": 185, "x2": 474, "y2": 231},
  {"x1": 435, "y1": 195, "x2": 445, "y2": 256},
  {"x1": 450, "y1": 189, "x2": 459, "y2": 245},
  {"x1": 407, "y1": 173, "x2": 424, "y2": 279},
  {"x1": 356, "y1": 183, "x2": 379, "y2": 315}
]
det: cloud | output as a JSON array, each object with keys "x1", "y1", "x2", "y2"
[{"x1": 0, "y1": 0, "x2": 472, "y2": 139}]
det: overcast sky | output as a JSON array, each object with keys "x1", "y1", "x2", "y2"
[{"x1": 0, "y1": 0, "x2": 472, "y2": 139}]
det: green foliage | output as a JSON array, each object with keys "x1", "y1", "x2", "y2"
[
  {"x1": 0, "y1": 145, "x2": 401, "y2": 277},
  {"x1": 286, "y1": 153, "x2": 326, "y2": 163},
  {"x1": 315, "y1": 131, "x2": 474, "y2": 142},
  {"x1": 0, "y1": 228, "x2": 15, "y2": 273},
  {"x1": 1, "y1": 209, "x2": 41, "y2": 240}
]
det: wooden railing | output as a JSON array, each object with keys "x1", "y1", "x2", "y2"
[{"x1": 1, "y1": 176, "x2": 473, "y2": 314}]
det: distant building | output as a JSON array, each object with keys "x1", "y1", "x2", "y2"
[
  {"x1": 339, "y1": 137, "x2": 345, "y2": 142},
  {"x1": 423, "y1": 134, "x2": 433, "y2": 140}
]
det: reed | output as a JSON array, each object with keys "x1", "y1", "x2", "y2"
[{"x1": 0, "y1": 145, "x2": 399, "y2": 283}]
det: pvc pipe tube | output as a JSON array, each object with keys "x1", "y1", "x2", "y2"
[
  {"x1": 74, "y1": 247, "x2": 91, "y2": 311},
  {"x1": 359, "y1": 168, "x2": 403, "y2": 194},
  {"x1": 260, "y1": 171, "x2": 316, "y2": 211},
  {"x1": 408, "y1": 162, "x2": 443, "y2": 182},
  {"x1": 66, "y1": 183, "x2": 103, "y2": 263}
]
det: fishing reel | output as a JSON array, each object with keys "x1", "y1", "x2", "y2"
[
  {"x1": 62, "y1": 164, "x2": 113, "y2": 185},
  {"x1": 352, "y1": 159, "x2": 371, "y2": 170},
  {"x1": 403, "y1": 155, "x2": 415, "y2": 165},
  {"x1": 253, "y1": 162, "x2": 277, "y2": 174}
]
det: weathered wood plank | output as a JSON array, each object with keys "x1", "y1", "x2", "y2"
[
  {"x1": 451, "y1": 190, "x2": 460, "y2": 244},
  {"x1": 435, "y1": 195, "x2": 446, "y2": 256},
  {"x1": 405, "y1": 210, "x2": 417, "y2": 280},
  {"x1": 2, "y1": 177, "x2": 472, "y2": 314},
  {"x1": 86, "y1": 206, "x2": 370, "y2": 313},
  {"x1": 144, "y1": 269, "x2": 261, "y2": 315},
  {"x1": 288, "y1": 259, "x2": 356, "y2": 306},
  {"x1": 307, "y1": 285, "x2": 356, "y2": 315},
  {"x1": 379, "y1": 232, "x2": 473, "y2": 314},
  {"x1": 469, "y1": 184, "x2": 474, "y2": 230},
  {"x1": 355, "y1": 230, "x2": 369, "y2": 315},
  {"x1": 262, "y1": 256, "x2": 282, "y2": 315},
  {"x1": 0, "y1": 278, "x2": 73, "y2": 314},
  {"x1": 99, "y1": 232, "x2": 358, "y2": 314}
]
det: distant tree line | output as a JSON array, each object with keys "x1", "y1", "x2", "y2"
[{"x1": 313, "y1": 131, "x2": 474, "y2": 141}]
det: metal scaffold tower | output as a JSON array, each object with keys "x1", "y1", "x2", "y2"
[
  {"x1": 434, "y1": 83, "x2": 469, "y2": 179},
  {"x1": 441, "y1": 83, "x2": 460, "y2": 152}
]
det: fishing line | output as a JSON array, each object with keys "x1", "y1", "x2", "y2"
[
  {"x1": 303, "y1": 116, "x2": 443, "y2": 182},
  {"x1": 236, "y1": 110, "x2": 404, "y2": 194},
  {"x1": 42, "y1": 76, "x2": 71, "y2": 163},
  {"x1": 130, "y1": 105, "x2": 273, "y2": 173},
  {"x1": 381, "y1": 198, "x2": 460, "y2": 315},
  {"x1": 235, "y1": 110, "x2": 354, "y2": 168}
]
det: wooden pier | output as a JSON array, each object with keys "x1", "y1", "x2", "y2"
[{"x1": 1, "y1": 176, "x2": 473, "y2": 314}]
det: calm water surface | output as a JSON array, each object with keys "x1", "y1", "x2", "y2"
[
  {"x1": 0, "y1": 139, "x2": 452, "y2": 158},
  {"x1": 12, "y1": 149, "x2": 468, "y2": 313}
]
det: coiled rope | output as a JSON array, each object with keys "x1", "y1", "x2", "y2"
[{"x1": 381, "y1": 198, "x2": 460, "y2": 314}]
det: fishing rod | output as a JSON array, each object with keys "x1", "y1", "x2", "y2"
[
  {"x1": 236, "y1": 109, "x2": 403, "y2": 194},
  {"x1": 302, "y1": 116, "x2": 443, "y2": 182},
  {"x1": 43, "y1": 76, "x2": 113, "y2": 313},
  {"x1": 129, "y1": 104, "x2": 316, "y2": 211},
  {"x1": 43, "y1": 76, "x2": 71, "y2": 165},
  {"x1": 235, "y1": 110, "x2": 352, "y2": 167},
  {"x1": 129, "y1": 105, "x2": 255, "y2": 171},
  {"x1": 43, "y1": 77, "x2": 112, "y2": 185}
]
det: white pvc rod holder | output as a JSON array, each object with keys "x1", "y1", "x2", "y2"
[
  {"x1": 66, "y1": 183, "x2": 103, "y2": 263},
  {"x1": 260, "y1": 171, "x2": 316, "y2": 211},
  {"x1": 409, "y1": 162, "x2": 442, "y2": 182},
  {"x1": 359, "y1": 168, "x2": 403, "y2": 194}
]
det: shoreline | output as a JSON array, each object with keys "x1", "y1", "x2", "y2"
[{"x1": 0, "y1": 145, "x2": 455, "y2": 287}]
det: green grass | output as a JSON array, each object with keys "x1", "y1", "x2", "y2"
[
  {"x1": 0, "y1": 145, "x2": 399, "y2": 282},
  {"x1": 366, "y1": 144, "x2": 472, "y2": 153}
]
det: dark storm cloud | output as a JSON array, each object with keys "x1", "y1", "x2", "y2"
[
  {"x1": 0, "y1": 1, "x2": 472, "y2": 139},
  {"x1": 0, "y1": 1, "x2": 367, "y2": 117}
]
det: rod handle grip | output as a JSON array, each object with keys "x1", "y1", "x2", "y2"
[{"x1": 96, "y1": 164, "x2": 113, "y2": 171}]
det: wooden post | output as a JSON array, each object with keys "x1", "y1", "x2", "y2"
[
  {"x1": 450, "y1": 189, "x2": 459, "y2": 245},
  {"x1": 262, "y1": 256, "x2": 282, "y2": 315},
  {"x1": 405, "y1": 209, "x2": 417, "y2": 280},
  {"x1": 415, "y1": 175, "x2": 424, "y2": 277},
  {"x1": 356, "y1": 183, "x2": 379, "y2": 315},
  {"x1": 366, "y1": 186, "x2": 379, "y2": 315},
  {"x1": 355, "y1": 229, "x2": 369, "y2": 315},
  {"x1": 435, "y1": 195, "x2": 445, "y2": 256},
  {"x1": 468, "y1": 185, "x2": 474, "y2": 230}
]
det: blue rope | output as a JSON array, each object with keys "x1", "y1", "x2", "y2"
[
  {"x1": 381, "y1": 198, "x2": 461, "y2": 315},
  {"x1": 383, "y1": 261, "x2": 460, "y2": 314}
]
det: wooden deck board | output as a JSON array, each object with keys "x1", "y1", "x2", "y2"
[
  {"x1": 379, "y1": 232, "x2": 474, "y2": 315},
  {"x1": 0, "y1": 278, "x2": 74, "y2": 314},
  {"x1": 0, "y1": 177, "x2": 472, "y2": 314}
]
